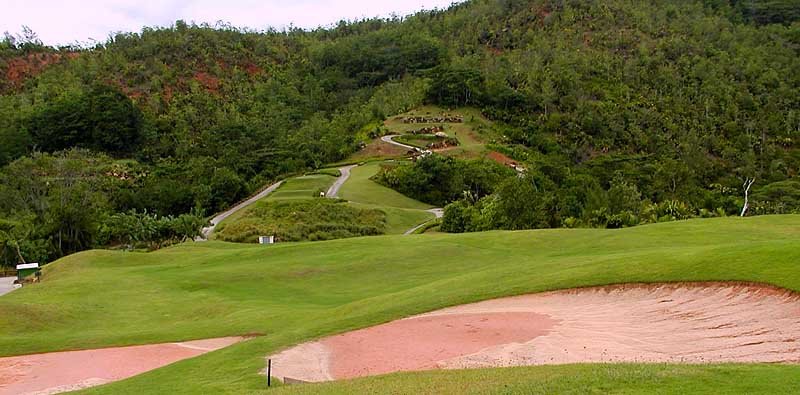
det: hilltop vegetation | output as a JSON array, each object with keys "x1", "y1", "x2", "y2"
[{"x1": 1, "y1": 0, "x2": 799, "y2": 265}]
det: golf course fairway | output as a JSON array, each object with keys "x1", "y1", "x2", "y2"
[{"x1": 1, "y1": 215, "x2": 799, "y2": 394}]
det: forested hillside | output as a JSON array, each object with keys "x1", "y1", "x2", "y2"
[{"x1": 1, "y1": 0, "x2": 798, "y2": 265}]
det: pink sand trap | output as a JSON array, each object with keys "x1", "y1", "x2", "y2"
[
  {"x1": 0, "y1": 337, "x2": 245, "y2": 395},
  {"x1": 268, "y1": 283, "x2": 800, "y2": 382},
  {"x1": 327, "y1": 312, "x2": 555, "y2": 379}
]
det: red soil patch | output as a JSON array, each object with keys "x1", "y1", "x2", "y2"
[
  {"x1": 193, "y1": 71, "x2": 221, "y2": 93},
  {"x1": 3, "y1": 52, "x2": 79, "y2": 90},
  {"x1": 487, "y1": 151, "x2": 517, "y2": 166},
  {"x1": 242, "y1": 62, "x2": 263, "y2": 76},
  {"x1": 269, "y1": 283, "x2": 800, "y2": 382},
  {"x1": 0, "y1": 337, "x2": 245, "y2": 395}
]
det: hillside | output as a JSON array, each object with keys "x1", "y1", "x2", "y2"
[
  {"x1": 0, "y1": 216, "x2": 798, "y2": 393},
  {"x1": 1, "y1": 0, "x2": 799, "y2": 264}
]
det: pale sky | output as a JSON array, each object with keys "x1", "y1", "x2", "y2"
[{"x1": 2, "y1": 0, "x2": 460, "y2": 46}]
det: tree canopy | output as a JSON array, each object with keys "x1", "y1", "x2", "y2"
[{"x1": 0, "y1": 0, "x2": 798, "y2": 263}]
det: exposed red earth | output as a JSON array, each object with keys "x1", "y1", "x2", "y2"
[
  {"x1": 269, "y1": 283, "x2": 800, "y2": 382},
  {"x1": 0, "y1": 337, "x2": 245, "y2": 395},
  {"x1": 486, "y1": 151, "x2": 517, "y2": 166}
]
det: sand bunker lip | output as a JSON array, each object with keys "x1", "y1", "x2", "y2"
[
  {"x1": 268, "y1": 282, "x2": 800, "y2": 383},
  {"x1": 0, "y1": 336, "x2": 247, "y2": 395}
]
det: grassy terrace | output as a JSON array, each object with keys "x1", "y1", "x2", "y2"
[
  {"x1": 216, "y1": 163, "x2": 435, "y2": 241},
  {"x1": 266, "y1": 174, "x2": 338, "y2": 201},
  {"x1": 338, "y1": 161, "x2": 435, "y2": 233},
  {"x1": 383, "y1": 106, "x2": 496, "y2": 159},
  {"x1": 0, "y1": 216, "x2": 799, "y2": 393},
  {"x1": 215, "y1": 173, "x2": 339, "y2": 229}
]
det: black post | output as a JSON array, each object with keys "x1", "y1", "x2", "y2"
[{"x1": 267, "y1": 359, "x2": 271, "y2": 387}]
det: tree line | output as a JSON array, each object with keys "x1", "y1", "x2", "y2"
[{"x1": 0, "y1": 0, "x2": 798, "y2": 264}]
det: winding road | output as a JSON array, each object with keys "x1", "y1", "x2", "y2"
[
  {"x1": 0, "y1": 277, "x2": 16, "y2": 297},
  {"x1": 404, "y1": 208, "x2": 444, "y2": 235},
  {"x1": 326, "y1": 165, "x2": 358, "y2": 198},
  {"x1": 381, "y1": 135, "x2": 418, "y2": 151}
]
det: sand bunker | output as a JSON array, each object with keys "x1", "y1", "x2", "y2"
[
  {"x1": 0, "y1": 337, "x2": 245, "y2": 395},
  {"x1": 269, "y1": 283, "x2": 800, "y2": 382}
]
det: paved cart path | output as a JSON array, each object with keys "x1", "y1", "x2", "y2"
[
  {"x1": 326, "y1": 165, "x2": 358, "y2": 198},
  {"x1": 0, "y1": 277, "x2": 16, "y2": 297},
  {"x1": 381, "y1": 135, "x2": 418, "y2": 151},
  {"x1": 405, "y1": 208, "x2": 444, "y2": 235}
]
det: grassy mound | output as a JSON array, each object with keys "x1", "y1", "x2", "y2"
[
  {"x1": 215, "y1": 199, "x2": 386, "y2": 242},
  {"x1": 217, "y1": 164, "x2": 434, "y2": 240},
  {"x1": 1, "y1": 216, "x2": 798, "y2": 393}
]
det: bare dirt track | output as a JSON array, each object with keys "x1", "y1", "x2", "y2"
[
  {"x1": 268, "y1": 283, "x2": 800, "y2": 382},
  {"x1": 0, "y1": 337, "x2": 245, "y2": 395}
]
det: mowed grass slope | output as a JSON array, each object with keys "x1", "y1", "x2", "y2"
[
  {"x1": 266, "y1": 174, "x2": 337, "y2": 201},
  {"x1": 0, "y1": 216, "x2": 799, "y2": 393},
  {"x1": 215, "y1": 173, "x2": 394, "y2": 243},
  {"x1": 339, "y1": 162, "x2": 435, "y2": 233},
  {"x1": 274, "y1": 364, "x2": 800, "y2": 394},
  {"x1": 218, "y1": 164, "x2": 434, "y2": 239},
  {"x1": 338, "y1": 162, "x2": 432, "y2": 210},
  {"x1": 216, "y1": 173, "x2": 338, "y2": 228}
]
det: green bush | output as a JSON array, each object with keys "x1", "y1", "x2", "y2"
[{"x1": 374, "y1": 155, "x2": 513, "y2": 207}]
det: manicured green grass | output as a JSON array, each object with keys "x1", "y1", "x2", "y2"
[
  {"x1": 215, "y1": 174, "x2": 339, "y2": 238},
  {"x1": 338, "y1": 162, "x2": 433, "y2": 210},
  {"x1": 1, "y1": 216, "x2": 799, "y2": 393},
  {"x1": 349, "y1": 202, "x2": 434, "y2": 234},
  {"x1": 338, "y1": 162, "x2": 435, "y2": 233},
  {"x1": 271, "y1": 364, "x2": 800, "y2": 394},
  {"x1": 266, "y1": 174, "x2": 337, "y2": 201},
  {"x1": 215, "y1": 199, "x2": 387, "y2": 243},
  {"x1": 218, "y1": 163, "x2": 434, "y2": 241}
]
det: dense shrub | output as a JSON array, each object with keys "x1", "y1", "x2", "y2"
[
  {"x1": 99, "y1": 209, "x2": 206, "y2": 250},
  {"x1": 373, "y1": 155, "x2": 513, "y2": 206}
]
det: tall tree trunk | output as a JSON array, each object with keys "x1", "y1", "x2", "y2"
[
  {"x1": 740, "y1": 178, "x2": 755, "y2": 217},
  {"x1": 13, "y1": 242, "x2": 25, "y2": 264}
]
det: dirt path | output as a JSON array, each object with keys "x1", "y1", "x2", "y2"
[
  {"x1": 268, "y1": 283, "x2": 800, "y2": 382},
  {"x1": 404, "y1": 208, "x2": 444, "y2": 235},
  {"x1": 0, "y1": 277, "x2": 16, "y2": 297},
  {"x1": 0, "y1": 337, "x2": 246, "y2": 395},
  {"x1": 326, "y1": 165, "x2": 358, "y2": 198},
  {"x1": 200, "y1": 181, "x2": 283, "y2": 239},
  {"x1": 381, "y1": 135, "x2": 418, "y2": 152}
]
